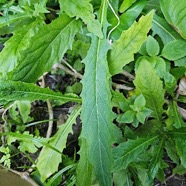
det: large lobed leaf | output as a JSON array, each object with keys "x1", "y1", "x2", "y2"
[
  {"x1": 8, "y1": 14, "x2": 81, "y2": 83},
  {"x1": 113, "y1": 135, "x2": 159, "y2": 171},
  {"x1": 134, "y1": 59, "x2": 165, "y2": 121},
  {"x1": 36, "y1": 105, "x2": 81, "y2": 181},
  {"x1": 58, "y1": 0, "x2": 103, "y2": 38},
  {"x1": 0, "y1": 80, "x2": 81, "y2": 104},
  {"x1": 108, "y1": 11, "x2": 154, "y2": 76},
  {"x1": 160, "y1": 0, "x2": 186, "y2": 39}
]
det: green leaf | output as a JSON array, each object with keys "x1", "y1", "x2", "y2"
[
  {"x1": 119, "y1": 0, "x2": 137, "y2": 13},
  {"x1": 58, "y1": 0, "x2": 103, "y2": 38},
  {"x1": 113, "y1": 135, "x2": 159, "y2": 171},
  {"x1": 160, "y1": 0, "x2": 186, "y2": 39},
  {"x1": 36, "y1": 105, "x2": 81, "y2": 181},
  {"x1": 148, "y1": 138, "x2": 164, "y2": 182},
  {"x1": 166, "y1": 101, "x2": 185, "y2": 129},
  {"x1": 175, "y1": 137, "x2": 186, "y2": 168},
  {"x1": 0, "y1": 20, "x2": 41, "y2": 78},
  {"x1": 0, "y1": 80, "x2": 81, "y2": 104},
  {"x1": 108, "y1": 11, "x2": 154, "y2": 75},
  {"x1": 146, "y1": 35, "x2": 160, "y2": 56},
  {"x1": 111, "y1": 0, "x2": 146, "y2": 40},
  {"x1": 162, "y1": 40, "x2": 186, "y2": 60},
  {"x1": 76, "y1": 139, "x2": 92, "y2": 186},
  {"x1": 134, "y1": 94, "x2": 146, "y2": 109},
  {"x1": 8, "y1": 14, "x2": 81, "y2": 83},
  {"x1": 134, "y1": 59, "x2": 165, "y2": 121},
  {"x1": 80, "y1": 2, "x2": 113, "y2": 184},
  {"x1": 152, "y1": 14, "x2": 182, "y2": 45},
  {"x1": 81, "y1": 34, "x2": 113, "y2": 185},
  {"x1": 117, "y1": 110, "x2": 135, "y2": 123}
]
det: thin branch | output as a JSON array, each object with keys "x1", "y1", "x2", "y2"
[
  {"x1": 53, "y1": 63, "x2": 83, "y2": 79},
  {"x1": 112, "y1": 82, "x2": 134, "y2": 91},
  {"x1": 121, "y1": 70, "x2": 135, "y2": 80},
  {"x1": 46, "y1": 99, "x2": 54, "y2": 138}
]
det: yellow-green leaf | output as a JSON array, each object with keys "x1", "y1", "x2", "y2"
[{"x1": 108, "y1": 11, "x2": 154, "y2": 76}]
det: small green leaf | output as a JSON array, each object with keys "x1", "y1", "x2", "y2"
[
  {"x1": 0, "y1": 80, "x2": 81, "y2": 104},
  {"x1": 108, "y1": 11, "x2": 154, "y2": 75},
  {"x1": 160, "y1": 0, "x2": 186, "y2": 39},
  {"x1": 146, "y1": 35, "x2": 160, "y2": 56},
  {"x1": 37, "y1": 105, "x2": 81, "y2": 182},
  {"x1": 58, "y1": 0, "x2": 103, "y2": 38},
  {"x1": 134, "y1": 94, "x2": 146, "y2": 109},
  {"x1": 117, "y1": 110, "x2": 135, "y2": 124},
  {"x1": 134, "y1": 59, "x2": 165, "y2": 121},
  {"x1": 162, "y1": 40, "x2": 186, "y2": 60},
  {"x1": 113, "y1": 135, "x2": 159, "y2": 171}
]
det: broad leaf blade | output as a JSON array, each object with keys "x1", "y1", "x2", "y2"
[
  {"x1": 0, "y1": 20, "x2": 41, "y2": 77},
  {"x1": 81, "y1": 34, "x2": 113, "y2": 185},
  {"x1": 108, "y1": 11, "x2": 154, "y2": 75},
  {"x1": 134, "y1": 59, "x2": 165, "y2": 121},
  {"x1": 152, "y1": 14, "x2": 182, "y2": 45},
  {"x1": 162, "y1": 40, "x2": 186, "y2": 60},
  {"x1": 8, "y1": 15, "x2": 81, "y2": 83},
  {"x1": 0, "y1": 80, "x2": 81, "y2": 104},
  {"x1": 36, "y1": 105, "x2": 81, "y2": 181},
  {"x1": 113, "y1": 135, "x2": 159, "y2": 171},
  {"x1": 160, "y1": 0, "x2": 186, "y2": 39},
  {"x1": 59, "y1": 0, "x2": 103, "y2": 38}
]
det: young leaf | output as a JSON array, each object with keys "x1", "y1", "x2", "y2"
[
  {"x1": 108, "y1": 11, "x2": 154, "y2": 76},
  {"x1": 160, "y1": 0, "x2": 186, "y2": 39},
  {"x1": 146, "y1": 35, "x2": 160, "y2": 56},
  {"x1": 36, "y1": 105, "x2": 81, "y2": 182},
  {"x1": 0, "y1": 20, "x2": 41, "y2": 78},
  {"x1": 8, "y1": 14, "x2": 81, "y2": 83},
  {"x1": 113, "y1": 135, "x2": 159, "y2": 171},
  {"x1": 162, "y1": 40, "x2": 186, "y2": 60},
  {"x1": 134, "y1": 59, "x2": 165, "y2": 121},
  {"x1": 0, "y1": 80, "x2": 81, "y2": 104},
  {"x1": 58, "y1": 0, "x2": 103, "y2": 38}
]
